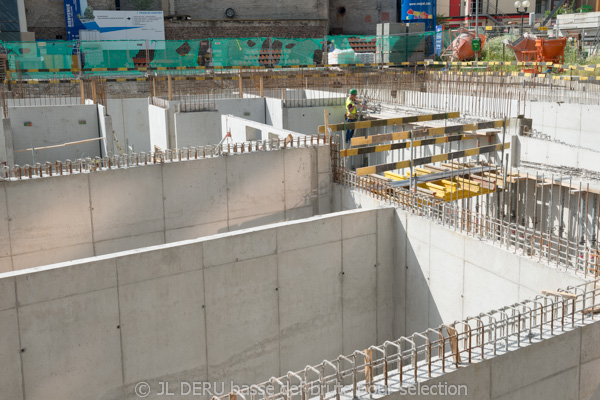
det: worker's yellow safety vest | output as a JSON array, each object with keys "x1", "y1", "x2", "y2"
[{"x1": 346, "y1": 97, "x2": 357, "y2": 119}]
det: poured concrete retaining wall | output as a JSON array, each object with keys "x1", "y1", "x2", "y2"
[
  {"x1": 333, "y1": 184, "x2": 587, "y2": 337},
  {"x1": 0, "y1": 208, "x2": 395, "y2": 400},
  {"x1": 108, "y1": 98, "x2": 151, "y2": 153},
  {"x1": 518, "y1": 135, "x2": 600, "y2": 172},
  {"x1": 0, "y1": 146, "x2": 331, "y2": 272},
  {"x1": 175, "y1": 98, "x2": 267, "y2": 148},
  {"x1": 7, "y1": 104, "x2": 101, "y2": 165}
]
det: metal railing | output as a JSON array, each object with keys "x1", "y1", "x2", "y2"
[{"x1": 0, "y1": 134, "x2": 331, "y2": 181}]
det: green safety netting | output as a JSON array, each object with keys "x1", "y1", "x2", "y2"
[
  {"x1": 274, "y1": 38, "x2": 323, "y2": 66},
  {"x1": 80, "y1": 40, "x2": 144, "y2": 69},
  {"x1": 384, "y1": 32, "x2": 436, "y2": 63},
  {"x1": 3, "y1": 41, "x2": 79, "y2": 78},
  {"x1": 210, "y1": 37, "x2": 324, "y2": 67},
  {"x1": 148, "y1": 40, "x2": 202, "y2": 68},
  {"x1": 1, "y1": 33, "x2": 438, "y2": 79},
  {"x1": 211, "y1": 38, "x2": 262, "y2": 67}
]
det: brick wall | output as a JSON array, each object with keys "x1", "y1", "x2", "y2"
[
  {"x1": 31, "y1": 20, "x2": 328, "y2": 41},
  {"x1": 163, "y1": 20, "x2": 329, "y2": 39}
]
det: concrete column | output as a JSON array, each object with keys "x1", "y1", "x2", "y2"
[{"x1": 16, "y1": 0, "x2": 28, "y2": 33}]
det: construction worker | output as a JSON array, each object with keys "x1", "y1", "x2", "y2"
[{"x1": 345, "y1": 88, "x2": 367, "y2": 144}]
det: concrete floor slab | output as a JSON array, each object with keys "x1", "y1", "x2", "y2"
[
  {"x1": 205, "y1": 255, "x2": 279, "y2": 385},
  {"x1": 277, "y1": 215, "x2": 341, "y2": 253},
  {"x1": 226, "y1": 151, "x2": 285, "y2": 220},
  {"x1": 0, "y1": 309, "x2": 23, "y2": 400},
  {"x1": 15, "y1": 258, "x2": 117, "y2": 306},
  {"x1": 116, "y1": 243, "x2": 203, "y2": 286},
  {"x1": 203, "y1": 228, "x2": 276, "y2": 267},
  {"x1": 90, "y1": 165, "x2": 164, "y2": 243},
  {"x1": 162, "y1": 158, "x2": 228, "y2": 231},
  {"x1": 342, "y1": 234, "x2": 377, "y2": 354},
  {"x1": 18, "y1": 288, "x2": 122, "y2": 400},
  {"x1": 119, "y1": 270, "x2": 206, "y2": 384},
  {"x1": 6, "y1": 175, "x2": 93, "y2": 256}
]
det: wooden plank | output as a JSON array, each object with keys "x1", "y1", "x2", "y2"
[
  {"x1": 542, "y1": 290, "x2": 578, "y2": 299},
  {"x1": 515, "y1": 173, "x2": 600, "y2": 195},
  {"x1": 364, "y1": 348, "x2": 374, "y2": 393},
  {"x1": 583, "y1": 306, "x2": 600, "y2": 315},
  {"x1": 318, "y1": 111, "x2": 460, "y2": 134}
]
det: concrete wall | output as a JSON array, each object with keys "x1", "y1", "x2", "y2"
[
  {"x1": 175, "y1": 99, "x2": 267, "y2": 147},
  {"x1": 7, "y1": 104, "x2": 101, "y2": 165},
  {"x1": 0, "y1": 208, "x2": 394, "y2": 400},
  {"x1": 175, "y1": 111, "x2": 222, "y2": 147},
  {"x1": 222, "y1": 115, "x2": 303, "y2": 143},
  {"x1": 284, "y1": 105, "x2": 346, "y2": 135},
  {"x1": 520, "y1": 102, "x2": 600, "y2": 170},
  {"x1": 148, "y1": 104, "x2": 169, "y2": 150},
  {"x1": 382, "y1": 320, "x2": 600, "y2": 400},
  {"x1": 0, "y1": 118, "x2": 15, "y2": 165},
  {"x1": 107, "y1": 98, "x2": 151, "y2": 154},
  {"x1": 98, "y1": 104, "x2": 113, "y2": 157},
  {"x1": 329, "y1": 0, "x2": 397, "y2": 34},
  {"x1": 0, "y1": 146, "x2": 331, "y2": 272},
  {"x1": 266, "y1": 97, "x2": 284, "y2": 129},
  {"x1": 332, "y1": 184, "x2": 587, "y2": 338},
  {"x1": 518, "y1": 135, "x2": 600, "y2": 172}
]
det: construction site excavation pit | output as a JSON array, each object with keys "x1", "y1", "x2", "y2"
[{"x1": 2, "y1": 68, "x2": 600, "y2": 400}]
